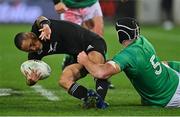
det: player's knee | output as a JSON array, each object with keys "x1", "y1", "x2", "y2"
[{"x1": 58, "y1": 77, "x2": 64, "y2": 87}]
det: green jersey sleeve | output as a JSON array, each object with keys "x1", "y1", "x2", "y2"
[{"x1": 112, "y1": 50, "x2": 131, "y2": 71}]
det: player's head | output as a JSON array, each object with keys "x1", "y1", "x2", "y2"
[
  {"x1": 14, "y1": 32, "x2": 42, "y2": 52},
  {"x1": 115, "y1": 17, "x2": 140, "y2": 44}
]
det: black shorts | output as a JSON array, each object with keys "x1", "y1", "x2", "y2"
[
  {"x1": 81, "y1": 38, "x2": 107, "y2": 77},
  {"x1": 85, "y1": 38, "x2": 107, "y2": 59},
  {"x1": 65, "y1": 38, "x2": 107, "y2": 78}
]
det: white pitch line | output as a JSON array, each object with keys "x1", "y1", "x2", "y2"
[
  {"x1": 31, "y1": 84, "x2": 59, "y2": 101},
  {"x1": 0, "y1": 88, "x2": 12, "y2": 96}
]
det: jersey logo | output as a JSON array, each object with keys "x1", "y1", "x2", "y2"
[
  {"x1": 150, "y1": 55, "x2": 162, "y2": 75},
  {"x1": 48, "y1": 42, "x2": 58, "y2": 53},
  {"x1": 97, "y1": 86, "x2": 103, "y2": 91},
  {"x1": 37, "y1": 49, "x2": 43, "y2": 54},
  {"x1": 86, "y1": 45, "x2": 94, "y2": 51}
]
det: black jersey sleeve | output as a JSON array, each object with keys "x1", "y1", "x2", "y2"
[
  {"x1": 28, "y1": 52, "x2": 43, "y2": 60},
  {"x1": 31, "y1": 21, "x2": 39, "y2": 35},
  {"x1": 36, "y1": 16, "x2": 51, "y2": 29},
  {"x1": 31, "y1": 16, "x2": 51, "y2": 40}
]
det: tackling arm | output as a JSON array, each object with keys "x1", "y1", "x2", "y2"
[{"x1": 77, "y1": 51, "x2": 121, "y2": 79}]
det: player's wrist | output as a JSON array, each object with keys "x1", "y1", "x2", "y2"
[
  {"x1": 42, "y1": 24, "x2": 50, "y2": 28},
  {"x1": 36, "y1": 16, "x2": 51, "y2": 29},
  {"x1": 40, "y1": 20, "x2": 51, "y2": 28}
]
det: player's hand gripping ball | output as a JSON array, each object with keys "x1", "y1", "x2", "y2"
[{"x1": 20, "y1": 60, "x2": 51, "y2": 80}]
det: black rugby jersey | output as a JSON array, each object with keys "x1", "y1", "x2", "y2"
[{"x1": 28, "y1": 19, "x2": 106, "y2": 60}]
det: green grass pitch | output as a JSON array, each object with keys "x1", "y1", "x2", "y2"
[{"x1": 0, "y1": 23, "x2": 180, "y2": 116}]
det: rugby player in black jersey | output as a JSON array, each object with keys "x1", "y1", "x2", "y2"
[{"x1": 14, "y1": 16, "x2": 108, "y2": 109}]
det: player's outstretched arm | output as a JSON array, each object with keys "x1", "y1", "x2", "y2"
[{"x1": 77, "y1": 51, "x2": 120, "y2": 79}]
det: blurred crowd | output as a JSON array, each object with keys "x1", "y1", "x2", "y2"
[{"x1": 0, "y1": 0, "x2": 176, "y2": 30}]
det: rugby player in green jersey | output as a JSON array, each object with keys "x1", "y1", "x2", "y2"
[{"x1": 77, "y1": 17, "x2": 180, "y2": 107}]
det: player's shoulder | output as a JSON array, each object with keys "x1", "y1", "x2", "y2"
[
  {"x1": 125, "y1": 35, "x2": 147, "y2": 51},
  {"x1": 118, "y1": 43, "x2": 140, "y2": 60}
]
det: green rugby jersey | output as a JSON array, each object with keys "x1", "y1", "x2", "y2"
[
  {"x1": 62, "y1": 0, "x2": 97, "y2": 8},
  {"x1": 112, "y1": 35, "x2": 179, "y2": 107}
]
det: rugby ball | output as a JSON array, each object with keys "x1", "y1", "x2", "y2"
[{"x1": 20, "y1": 60, "x2": 51, "y2": 80}]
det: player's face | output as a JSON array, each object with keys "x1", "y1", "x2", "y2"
[{"x1": 21, "y1": 37, "x2": 43, "y2": 52}]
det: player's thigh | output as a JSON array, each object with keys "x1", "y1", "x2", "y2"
[
  {"x1": 88, "y1": 51, "x2": 105, "y2": 64},
  {"x1": 83, "y1": 16, "x2": 103, "y2": 29},
  {"x1": 82, "y1": 1, "x2": 104, "y2": 34},
  {"x1": 91, "y1": 16, "x2": 104, "y2": 28},
  {"x1": 92, "y1": 16, "x2": 104, "y2": 34}
]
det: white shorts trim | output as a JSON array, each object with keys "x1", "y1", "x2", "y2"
[
  {"x1": 61, "y1": 1, "x2": 102, "y2": 25},
  {"x1": 166, "y1": 72, "x2": 180, "y2": 107}
]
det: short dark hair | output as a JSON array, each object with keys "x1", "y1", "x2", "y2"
[
  {"x1": 115, "y1": 17, "x2": 140, "y2": 43},
  {"x1": 14, "y1": 32, "x2": 26, "y2": 50}
]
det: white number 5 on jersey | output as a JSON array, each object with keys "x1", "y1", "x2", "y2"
[{"x1": 150, "y1": 55, "x2": 162, "y2": 75}]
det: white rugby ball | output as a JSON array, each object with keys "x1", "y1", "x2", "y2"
[{"x1": 20, "y1": 60, "x2": 51, "y2": 80}]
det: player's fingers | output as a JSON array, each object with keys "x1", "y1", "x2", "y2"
[
  {"x1": 24, "y1": 70, "x2": 30, "y2": 76},
  {"x1": 34, "y1": 69, "x2": 40, "y2": 76},
  {"x1": 25, "y1": 71, "x2": 31, "y2": 80},
  {"x1": 80, "y1": 51, "x2": 85, "y2": 54},
  {"x1": 45, "y1": 34, "x2": 51, "y2": 40},
  {"x1": 39, "y1": 34, "x2": 45, "y2": 40},
  {"x1": 78, "y1": 51, "x2": 82, "y2": 55},
  {"x1": 39, "y1": 33, "x2": 44, "y2": 39},
  {"x1": 37, "y1": 72, "x2": 42, "y2": 79},
  {"x1": 82, "y1": 51, "x2": 86, "y2": 54},
  {"x1": 78, "y1": 52, "x2": 84, "y2": 57},
  {"x1": 39, "y1": 28, "x2": 44, "y2": 32},
  {"x1": 41, "y1": 35, "x2": 45, "y2": 40},
  {"x1": 77, "y1": 58, "x2": 80, "y2": 63},
  {"x1": 39, "y1": 33, "x2": 43, "y2": 39},
  {"x1": 30, "y1": 69, "x2": 35, "y2": 74}
]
